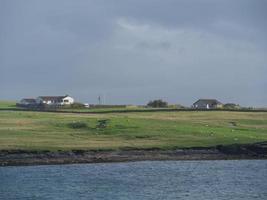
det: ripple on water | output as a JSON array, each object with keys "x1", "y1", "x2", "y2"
[{"x1": 0, "y1": 160, "x2": 267, "y2": 200}]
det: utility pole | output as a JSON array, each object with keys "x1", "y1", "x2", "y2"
[{"x1": 98, "y1": 95, "x2": 101, "y2": 105}]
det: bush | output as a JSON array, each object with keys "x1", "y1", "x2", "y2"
[
  {"x1": 70, "y1": 102, "x2": 86, "y2": 109},
  {"x1": 147, "y1": 99, "x2": 168, "y2": 108},
  {"x1": 223, "y1": 103, "x2": 240, "y2": 110},
  {"x1": 96, "y1": 119, "x2": 109, "y2": 129},
  {"x1": 68, "y1": 121, "x2": 87, "y2": 129}
]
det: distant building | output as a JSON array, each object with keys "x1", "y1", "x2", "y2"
[
  {"x1": 193, "y1": 99, "x2": 223, "y2": 109},
  {"x1": 36, "y1": 95, "x2": 74, "y2": 105},
  {"x1": 84, "y1": 103, "x2": 89, "y2": 108},
  {"x1": 19, "y1": 98, "x2": 37, "y2": 106}
]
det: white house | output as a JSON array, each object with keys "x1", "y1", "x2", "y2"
[{"x1": 36, "y1": 95, "x2": 74, "y2": 105}]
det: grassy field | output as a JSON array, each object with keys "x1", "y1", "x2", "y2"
[
  {"x1": 58, "y1": 107, "x2": 174, "y2": 113},
  {"x1": 0, "y1": 110, "x2": 266, "y2": 151},
  {"x1": 0, "y1": 101, "x2": 17, "y2": 109}
]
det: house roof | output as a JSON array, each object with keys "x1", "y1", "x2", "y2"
[
  {"x1": 38, "y1": 95, "x2": 69, "y2": 101},
  {"x1": 193, "y1": 99, "x2": 222, "y2": 105},
  {"x1": 21, "y1": 98, "x2": 36, "y2": 103}
]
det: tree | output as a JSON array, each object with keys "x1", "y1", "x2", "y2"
[
  {"x1": 223, "y1": 103, "x2": 240, "y2": 110},
  {"x1": 147, "y1": 99, "x2": 168, "y2": 108}
]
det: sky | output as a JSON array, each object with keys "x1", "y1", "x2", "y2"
[{"x1": 1, "y1": 0, "x2": 267, "y2": 106}]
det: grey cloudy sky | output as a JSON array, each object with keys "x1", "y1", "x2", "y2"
[{"x1": 1, "y1": 0, "x2": 266, "y2": 106}]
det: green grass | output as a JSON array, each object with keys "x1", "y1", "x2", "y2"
[
  {"x1": 0, "y1": 101, "x2": 17, "y2": 109},
  {"x1": 0, "y1": 110, "x2": 266, "y2": 151},
  {"x1": 58, "y1": 106, "x2": 175, "y2": 113}
]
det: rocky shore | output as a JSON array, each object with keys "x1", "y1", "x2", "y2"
[{"x1": 1, "y1": 142, "x2": 267, "y2": 166}]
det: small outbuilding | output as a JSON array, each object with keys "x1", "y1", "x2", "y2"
[
  {"x1": 19, "y1": 98, "x2": 37, "y2": 106},
  {"x1": 193, "y1": 99, "x2": 223, "y2": 109}
]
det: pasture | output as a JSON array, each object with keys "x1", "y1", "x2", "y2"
[{"x1": 0, "y1": 110, "x2": 266, "y2": 151}]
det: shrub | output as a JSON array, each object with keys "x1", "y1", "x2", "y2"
[
  {"x1": 147, "y1": 99, "x2": 168, "y2": 108},
  {"x1": 70, "y1": 102, "x2": 86, "y2": 109},
  {"x1": 68, "y1": 121, "x2": 87, "y2": 129},
  {"x1": 223, "y1": 103, "x2": 240, "y2": 110},
  {"x1": 96, "y1": 119, "x2": 109, "y2": 129}
]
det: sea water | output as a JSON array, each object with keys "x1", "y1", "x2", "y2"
[{"x1": 0, "y1": 160, "x2": 266, "y2": 200}]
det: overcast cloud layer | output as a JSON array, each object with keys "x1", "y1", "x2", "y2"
[{"x1": 1, "y1": 0, "x2": 267, "y2": 106}]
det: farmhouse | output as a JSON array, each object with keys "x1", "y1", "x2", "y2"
[
  {"x1": 193, "y1": 99, "x2": 223, "y2": 109},
  {"x1": 36, "y1": 95, "x2": 74, "y2": 105}
]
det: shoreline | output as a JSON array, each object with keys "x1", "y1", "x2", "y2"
[{"x1": 1, "y1": 143, "x2": 267, "y2": 166}]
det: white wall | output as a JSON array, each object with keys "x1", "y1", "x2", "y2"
[
  {"x1": 62, "y1": 96, "x2": 74, "y2": 105},
  {"x1": 36, "y1": 96, "x2": 74, "y2": 105}
]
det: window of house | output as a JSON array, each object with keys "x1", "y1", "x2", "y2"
[{"x1": 64, "y1": 100, "x2": 69, "y2": 103}]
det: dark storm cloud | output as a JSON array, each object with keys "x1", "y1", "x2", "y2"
[
  {"x1": 102, "y1": 0, "x2": 267, "y2": 39},
  {"x1": 0, "y1": 0, "x2": 266, "y2": 106}
]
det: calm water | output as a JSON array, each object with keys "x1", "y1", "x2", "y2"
[{"x1": 0, "y1": 160, "x2": 266, "y2": 200}]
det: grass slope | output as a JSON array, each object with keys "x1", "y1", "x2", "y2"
[{"x1": 0, "y1": 111, "x2": 266, "y2": 151}]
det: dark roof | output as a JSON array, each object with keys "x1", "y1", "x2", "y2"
[
  {"x1": 38, "y1": 95, "x2": 68, "y2": 101},
  {"x1": 21, "y1": 98, "x2": 36, "y2": 103},
  {"x1": 193, "y1": 99, "x2": 222, "y2": 105}
]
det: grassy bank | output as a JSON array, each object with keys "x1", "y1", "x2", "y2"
[{"x1": 0, "y1": 110, "x2": 266, "y2": 151}]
